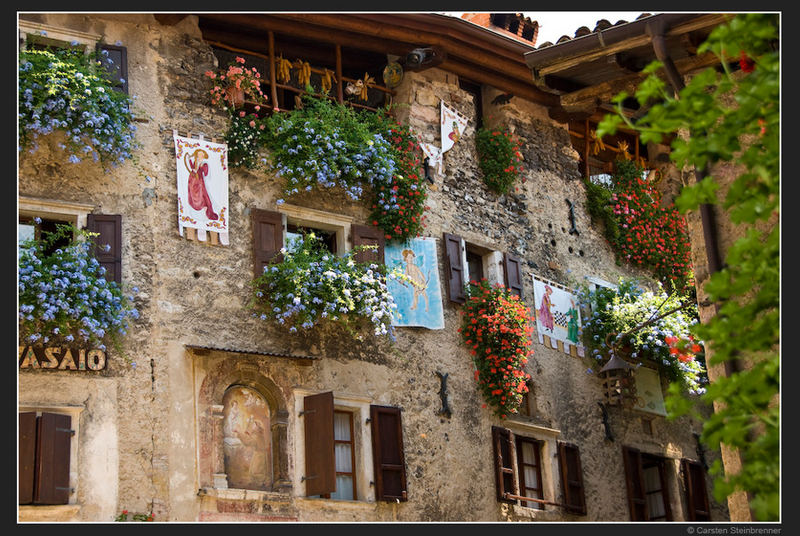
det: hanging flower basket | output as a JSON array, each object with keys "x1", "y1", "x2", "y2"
[{"x1": 225, "y1": 86, "x2": 245, "y2": 108}]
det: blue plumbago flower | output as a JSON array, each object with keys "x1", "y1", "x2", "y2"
[
  {"x1": 18, "y1": 223, "x2": 137, "y2": 350},
  {"x1": 19, "y1": 46, "x2": 139, "y2": 168},
  {"x1": 251, "y1": 233, "x2": 401, "y2": 340}
]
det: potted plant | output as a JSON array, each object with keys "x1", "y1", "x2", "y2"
[
  {"x1": 205, "y1": 56, "x2": 268, "y2": 110},
  {"x1": 250, "y1": 232, "x2": 404, "y2": 341},
  {"x1": 18, "y1": 221, "x2": 139, "y2": 354},
  {"x1": 458, "y1": 279, "x2": 534, "y2": 418},
  {"x1": 577, "y1": 277, "x2": 707, "y2": 395},
  {"x1": 475, "y1": 126, "x2": 525, "y2": 194},
  {"x1": 18, "y1": 40, "x2": 139, "y2": 168}
]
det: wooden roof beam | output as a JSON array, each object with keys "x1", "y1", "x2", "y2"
[{"x1": 559, "y1": 50, "x2": 721, "y2": 112}]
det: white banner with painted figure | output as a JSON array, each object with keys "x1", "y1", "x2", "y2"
[
  {"x1": 532, "y1": 274, "x2": 584, "y2": 357},
  {"x1": 440, "y1": 101, "x2": 469, "y2": 154},
  {"x1": 174, "y1": 132, "x2": 230, "y2": 244}
]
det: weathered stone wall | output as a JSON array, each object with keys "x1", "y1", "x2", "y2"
[{"x1": 18, "y1": 13, "x2": 728, "y2": 522}]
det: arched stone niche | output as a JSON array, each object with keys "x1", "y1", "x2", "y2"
[{"x1": 197, "y1": 358, "x2": 291, "y2": 493}]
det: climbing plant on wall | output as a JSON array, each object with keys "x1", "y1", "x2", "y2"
[
  {"x1": 598, "y1": 14, "x2": 779, "y2": 520},
  {"x1": 474, "y1": 126, "x2": 524, "y2": 194},
  {"x1": 584, "y1": 159, "x2": 694, "y2": 293}
]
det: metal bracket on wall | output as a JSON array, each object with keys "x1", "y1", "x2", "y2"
[
  {"x1": 598, "y1": 402, "x2": 614, "y2": 441},
  {"x1": 435, "y1": 371, "x2": 452, "y2": 418}
]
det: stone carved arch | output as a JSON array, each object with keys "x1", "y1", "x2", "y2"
[{"x1": 197, "y1": 358, "x2": 291, "y2": 492}]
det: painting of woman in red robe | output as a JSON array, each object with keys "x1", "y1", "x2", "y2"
[
  {"x1": 537, "y1": 284, "x2": 555, "y2": 332},
  {"x1": 185, "y1": 148, "x2": 218, "y2": 220}
]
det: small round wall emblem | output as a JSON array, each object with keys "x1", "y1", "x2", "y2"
[{"x1": 382, "y1": 62, "x2": 403, "y2": 89}]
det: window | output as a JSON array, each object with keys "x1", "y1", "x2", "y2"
[
  {"x1": 516, "y1": 437, "x2": 544, "y2": 509},
  {"x1": 19, "y1": 21, "x2": 128, "y2": 93},
  {"x1": 491, "y1": 425, "x2": 584, "y2": 514},
  {"x1": 443, "y1": 232, "x2": 523, "y2": 303},
  {"x1": 516, "y1": 379, "x2": 537, "y2": 418},
  {"x1": 251, "y1": 204, "x2": 384, "y2": 278},
  {"x1": 285, "y1": 223, "x2": 337, "y2": 255},
  {"x1": 297, "y1": 391, "x2": 407, "y2": 502},
  {"x1": 19, "y1": 411, "x2": 75, "y2": 505},
  {"x1": 682, "y1": 459, "x2": 711, "y2": 521},
  {"x1": 18, "y1": 198, "x2": 121, "y2": 283},
  {"x1": 458, "y1": 78, "x2": 483, "y2": 130},
  {"x1": 622, "y1": 446, "x2": 673, "y2": 521}
]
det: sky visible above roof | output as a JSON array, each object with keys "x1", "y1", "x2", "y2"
[
  {"x1": 526, "y1": 11, "x2": 648, "y2": 43},
  {"x1": 445, "y1": 11, "x2": 650, "y2": 45}
]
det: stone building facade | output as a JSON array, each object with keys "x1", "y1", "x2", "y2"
[{"x1": 18, "y1": 13, "x2": 729, "y2": 523}]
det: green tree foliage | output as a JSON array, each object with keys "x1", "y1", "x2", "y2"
[{"x1": 598, "y1": 14, "x2": 779, "y2": 520}]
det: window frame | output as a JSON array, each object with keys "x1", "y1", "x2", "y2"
[
  {"x1": 516, "y1": 436, "x2": 544, "y2": 509},
  {"x1": 622, "y1": 446, "x2": 674, "y2": 521},
  {"x1": 443, "y1": 232, "x2": 521, "y2": 303},
  {"x1": 491, "y1": 422, "x2": 563, "y2": 512},
  {"x1": 294, "y1": 389, "x2": 376, "y2": 503}
]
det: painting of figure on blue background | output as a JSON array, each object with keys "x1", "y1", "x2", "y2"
[{"x1": 385, "y1": 237, "x2": 444, "y2": 329}]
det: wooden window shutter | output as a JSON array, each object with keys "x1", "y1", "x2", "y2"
[
  {"x1": 86, "y1": 214, "x2": 122, "y2": 284},
  {"x1": 503, "y1": 252, "x2": 524, "y2": 298},
  {"x1": 443, "y1": 232, "x2": 466, "y2": 303},
  {"x1": 19, "y1": 412, "x2": 37, "y2": 505},
  {"x1": 558, "y1": 441, "x2": 587, "y2": 515},
  {"x1": 34, "y1": 413, "x2": 72, "y2": 505},
  {"x1": 252, "y1": 208, "x2": 284, "y2": 278},
  {"x1": 96, "y1": 43, "x2": 128, "y2": 94},
  {"x1": 622, "y1": 446, "x2": 648, "y2": 520},
  {"x1": 351, "y1": 223, "x2": 385, "y2": 265},
  {"x1": 303, "y1": 391, "x2": 336, "y2": 497},
  {"x1": 491, "y1": 426, "x2": 517, "y2": 503},
  {"x1": 370, "y1": 405, "x2": 408, "y2": 501},
  {"x1": 682, "y1": 459, "x2": 711, "y2": 521}
]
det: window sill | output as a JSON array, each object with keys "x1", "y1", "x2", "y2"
[
  {"x1": 198, "y1": 487, "x2": 292, "y2": 502},
  {"x1": 18, "y1": 504, "x2": 81, "y2": 522}
]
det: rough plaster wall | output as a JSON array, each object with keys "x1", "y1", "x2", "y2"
[{"x1": 18, "y1": 14, "x2": 728, "y2": 522}]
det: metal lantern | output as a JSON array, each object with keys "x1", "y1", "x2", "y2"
[{"x1": 599, "y1": 352, "x2": 637, "y2": 408}]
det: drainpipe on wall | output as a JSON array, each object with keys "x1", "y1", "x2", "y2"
[{"x1": 647, "y1": 18, "x2": 752, "y2": 522}]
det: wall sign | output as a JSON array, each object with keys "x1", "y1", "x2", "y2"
[
  {"x1": 532, "y1": 274, "x2": 585, "y2": 357},
  {"x1": 19, "y1": 345, "x2": 107, "y2": 371},
  {"x1": 385, "y1": 237, "x2": 445, "y2": 330}
]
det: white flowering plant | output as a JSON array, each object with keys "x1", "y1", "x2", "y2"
[
  {"x1": 18, "y1": 221, "x2": 139, "y2": 354},
  {"x1": 225, "y1": 108, "x2": 271, "y2": 171},
  {"x1": 250, "y1": 233, "x2": 402, "y2": 340},
  {"x1": 18, "y1": 36, "x2": 138, "y2": 168},
  {"x1": 577, "y1": 277, "x2": 707, "y2": 394}
]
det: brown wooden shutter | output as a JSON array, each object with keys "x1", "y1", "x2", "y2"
[
  {"x1": 622, "y1": 446, "x2": 648, "y2": 520},
  {"x1": 97, "y1": 43, "x2": 129, "y2": 94},
  {"x1": 503, "y1": 252, "x2": 524, "y2": 298},
  {"x1": 682, "y1": 459, "x2": 711, "y2": 521},
  {"x1": 491, "y1": 426, "x2": 517, "y2": 503},
  {"x1": 351, "y1": 223, "x2": 385, "y2": 265},
  {"x1": 34, "y1": 413, "x2": 72, "y2": 505},
  {"x1": 87, "y1": 214, "x2": 122, "y2": 284},
  {"x1": 558, "y1": 441, "x2": 587, "y2": 515},
  {"x1": 443, "y1": 233, "x2": 466, "y2": 303},
  {"x1": 370, "y1": 405, "x2": 408, "y2": 501},
  {"x1": 252, "y1": 208, "x2": 284, "y2": 278},
  {"x1": 303, "y1": 392, "x2": 336, "y2": 496},
  {"x1": 19, "y1": 412, "x2": 37, "y2": 505}
]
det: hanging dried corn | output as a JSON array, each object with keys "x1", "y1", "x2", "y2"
[
  {"x1": 275, "y1": 56, "x2": 292, "y2": 84},
  {"x1": 294, "y1": 59, "x2": 312, "y2": 88},
  {"x1": 590, "y1": 130, "x2": 606, "y2": 155}
]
